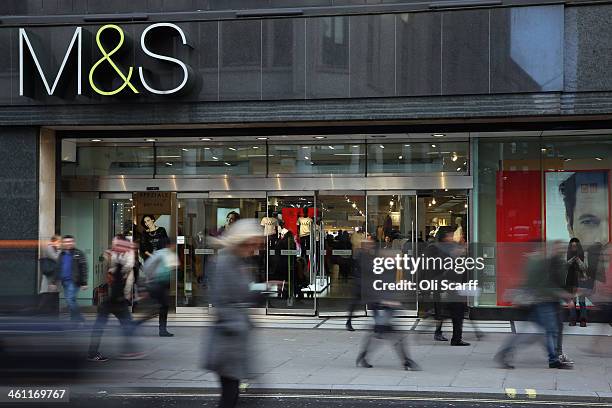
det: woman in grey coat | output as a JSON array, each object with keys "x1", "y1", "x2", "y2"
[{"x1": 204, "y1": 219, "x2": 266, "y2": 408}]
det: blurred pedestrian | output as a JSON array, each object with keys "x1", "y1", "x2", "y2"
[
  {"x1": 136, "y1": 239, "x2": 178, "y2": 337},
  {"x1": 53, "y1": 235, "x2": 88, "y2": 323},
  {"x1": 87, "y1": 235, "x2": 144, "y2": 362},
  {"x1": 203, "y1": 219, "x2": 267, "y2": 408},
  {"x1": 424, "y1": 227, "x2": 470, "y2": 346},
  {"x1": 495, "y1": 241, "x2": 574, "y2": 369},
  {"x1": 38, "y1": 235, "x2": 61, "y2": 316},
  {"x1": 346, "y1": 234, "x2": 372, "y2": 331}
]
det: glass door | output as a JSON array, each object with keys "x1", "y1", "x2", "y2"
[
  {"x1": 366, "y1": 191, "x2": 418, "y2": 315},
  {"x1": 266, "y1": 192, "x2": 318, "y2": 315},
  {"x1": 317, "y1": 192, "x2": 366, "y2": 316}
]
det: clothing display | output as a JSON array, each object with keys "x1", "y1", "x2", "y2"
[
  {"x1": 453, "y1": 226, "x2": 464, "y2": 243},
  {"x1": 297, "y1": 216, "x2": 313, "y2": 237},
  {"x1": 260, "y1": 216, "x2": 279, "y2": 237}
]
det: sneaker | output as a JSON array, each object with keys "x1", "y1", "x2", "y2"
[
  {"x1": 159, "y1": 330, "x2": 174, "y2": 337},
  {"x1": 559, "y1": 354, "x2": 574, "y2": 364},
  {"x1": 117, "y1": 351, "x2": 147, "y2": 360},
  {"x1": 549, "y1": 360, "x2": 573, "y2": 369},
  {"x1": 494, "y1": 352, "x2": 515, "y2": 369},
  {"x1": 404, "y1": 359, "x2": 422, "y2": 371},
  {"x1": 434, "y1": 333, "x2": 449, "y2": 342},
  {"x1": 87, "y1": 353, "x2": 109, "y2": 362}
]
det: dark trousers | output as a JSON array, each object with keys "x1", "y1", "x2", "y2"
[
  {"x1": 447, "y1": 302, "x2": 465, "y2": 343},
  {"x1": 218, "y1": 376, "x2": 240, "y2": 408},
  {"x1": 88, "y1": 299, "x2": 135, "y2": 357},
  {"x1": 38, "y1": 292, "x2": 59, "y2": 317},
  {"x1": 137, "y1": 283, "x2": 170, "y2": 332},
  {"x1": 358, "y1": 309, "x2": 409, "y2": 363}
]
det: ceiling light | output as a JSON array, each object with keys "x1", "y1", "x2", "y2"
[
  {"x1": 328, "y1": 145, "x2": 335, "y2": 150},
  {"x1": 389, "y1": 201, "x2": 394, "y2": 206},
  {"x1": 352, "y1": 203, "x2": 357, "y2": 208},
  {"x1": 314, "y1": 136, "x2": 326, "y2": 139},
  {"x1": 595, "y1": 157, "x2": 603, "y2": 161},
  {"x1": 451, "y1": 152, "x2": 458, "y2": 162},
  {"x1": 541, "y1": 148, "x2": 547, "y2": 152},
  {"x1": 457, "y1": 167, "x2": 462, "y2": 171},
  {"x1": 464, "y1": 203, "x2": 468, "y2": 208},
  {"x1": 379, "y1": 145, "x2": 385, "y2": 149},
  {"x1": 431, "y1": 144, "x2": 436, "y2": 148},
  {"x1": 304, "y1": 156, "x2": 309, "y2": 160},
  {"x1": 352, "y1": 145, "x2": 360, "y2": 148},
  {"x1": 204, "y1": 147, "x2": 210, "y2": 150},
  {"x1": 228, "y1": 147, "x2": 236, "y2": 151},
  {"x1": 224, "y1": 162, "x2": 231, "y2": 166},
  {"x1": 398, "y1": 156, "x2": 403, "y2": 159},
  {"x1": 302, "y1": 146, "x2": 309, "y2": 149},
  {"x1": 91, "y1": 139, "x2": 102, "y2": 142},
  {"x1": 432, "y1": 198, "x2": 436, "y2": 205},
  {"x1": 182, "y1": 148, "x2": 189, "y2": 152},
  {"x1": 212, "y1": 156, "x2": 219, "y2": 160},
  {"x1": 428, "y1": 203, "x2": 431, "y2": 207},
  {"x1": 165, "y1": 162, "x2": 172, "y2": 166},
  {"x1": 404, "y1": 144, "x2": 411, "y2": 147},
  {"x1": 200, "y1": 137, "x2": 212, "y2": 141},
  {"x1": 432, "y1": 133, "x2": 445, "y2": 137},
  {"x1": 145, "y1": 138, "x2": 156, "y2": 142},
  {"x1": 256, "y1": 137, "x2": 268, "y2": 140},
  {"x1": 564, "y1": 158, "x2": 572, "y2": 161}
]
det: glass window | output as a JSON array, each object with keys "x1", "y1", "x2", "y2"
[
  {"x1": 267, "y1": 144, "x2": 365, "y2": 175},
  {"x1": 367, "y1": 142, "x2": 469, "y2": 174},
  {"x1": 61, "y1": 145, "x2": 154, "y2": 177},
  {"x1": 156, "y1": 145, "x2": 266, "y2": 176}
]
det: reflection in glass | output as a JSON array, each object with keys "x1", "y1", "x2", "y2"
[
  {"x1": 61, "y1": 145, "x2": 154, "y2": 176},
  {"x1": 367, "y1": 142, "x2": 469, "y2": 174},
  {"x1": 156, "y1": 145, "x2": 266, "y2": 176},
  {"x1": 268, "y1": 144, "x2": 365, "y2": 175}
]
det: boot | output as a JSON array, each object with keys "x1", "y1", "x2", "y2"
[
  {"x1": 356, "y1": 352, "x2": 372, "y2": 368},
  {"x1": 159, "y1": 308, "x2": 174, "y2": 337},
  {"x1": 346, "y1": 320, "x2": 355, "y2": 332},
  {"x1": 569, "y1": 319, "x2": 577, "y2": 327},
  {"x1": 404, "y1": 358, "x2": 422, "y2": 371},
  {"x1": 580, "y1": 318, "x2": 587, "y2": 327}
]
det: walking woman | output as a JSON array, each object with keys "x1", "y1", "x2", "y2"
[{"x1": 203, "y1": 219, "x2": 266, "y2": 408}]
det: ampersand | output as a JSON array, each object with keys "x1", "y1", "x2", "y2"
[{"x1": 89, "y1": 24, "x2": 139, "y2": 95}]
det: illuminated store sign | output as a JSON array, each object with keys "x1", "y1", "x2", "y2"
[{"x1": 19, "y1": 23, "x2": 192, "y2": 97}]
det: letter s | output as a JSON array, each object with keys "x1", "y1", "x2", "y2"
[{"x1": 138, "y1": 23, "x2": 191, "y2": 95}]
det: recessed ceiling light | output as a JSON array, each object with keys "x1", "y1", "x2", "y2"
[
  {"x1": 595, "y1": 157, "x2": 603, "y2": 161},
  {"x1": 432, "y1": 133, "x2": 445, "y2": 137},
  {"x1": 253, "y1": 146, "x2": 259, "y2": 149},
  {"x1": 257, "y1": 137, "x2": 268, "y2": 140},
  {"x1": 200, "y1": 137, "x2": 212, "y2": 141},
  {"x1": 181, "y1": 148, "x2": 189, "y2": 152},
  {"x1": 328, "y1": 146, "x2": 335, "y2": 150},
  {"x1": 212, "y1": 156, "x2": 219, "y2": 160},
  {"x1": 145, "y1": 138, "x2": 156, "y2": 142},
  {"x1": 541, "y1": 148, "x2": 547, "y2": 152},
  {"x1": 352, "y1": 145, "x2": 360, "y2": 148},
  {"x1": 224, "y1": 162, "x2": 231, "y2": 166},
  {"x1": 228, "y1": 147, "x2": 236, "y2": 151},
  {"x1": 431, "y1": 144, "x2": 436, "y2": 148},
  {"x1": 304, "y1": 156, "x2": 309, "y2": 160},
  {"x1": 91, "y1": 139, "x2": 102, "y2": 142},
  {"x1": 404, "y1": 144, "x2": 411, "y2": 147},
  {"x1": 314, "y1": 136, "x2": 326, "y2": 139},
  {"x1": 379, "y1": 145, "x2": 385, "y2": 149},
  {"x1": 398, "y1": 156, "x2": 403, "y2": 159},
  {"x1": 204, "y1": 147, "x2": 210, "y2": 150},
  {"x1": 165, "y1": 162, "x2": 172, "y2": 166}
]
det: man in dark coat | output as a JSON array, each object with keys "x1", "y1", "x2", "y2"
[{"x1": 52, "y1": 235, "x2": 88, "y2": 323}]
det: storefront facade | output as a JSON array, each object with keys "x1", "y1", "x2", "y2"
[{"x1": 1, "y1": 1, "x2": 611, "y2": 318}]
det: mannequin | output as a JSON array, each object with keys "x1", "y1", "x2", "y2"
[
  {"x1": 297, "y1": 207, "x2": 313, "y2": 259},
  {"x1": 261, "y1": 209, "x2": 280, "y2": 249},
  {"x1": 429, "y1": 217, "x2": 440, "y2": 239},
  {"x1": 453, "y1": 217, "x2": 464, "y2": 243}
]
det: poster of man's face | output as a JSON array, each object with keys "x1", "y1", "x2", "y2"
[{"x1": 546, "y1": 171, "x2": 610, "y2": 245}]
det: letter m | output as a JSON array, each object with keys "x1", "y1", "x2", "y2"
[{"x1": 19, "y1": 27, "x2": 82, "y2": 96}]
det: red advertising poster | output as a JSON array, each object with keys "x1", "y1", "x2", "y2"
[{"x1": 496, "y1": 170, "x2": 542, "y2": 306}]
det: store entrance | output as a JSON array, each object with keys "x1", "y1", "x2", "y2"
[{"x1": 266, "y1": 192, "x2": 318, "y2": 315}]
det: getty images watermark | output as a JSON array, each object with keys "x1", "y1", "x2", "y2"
[{"x1": 371, "y1": 254, "x2": 483, "y2": 292}]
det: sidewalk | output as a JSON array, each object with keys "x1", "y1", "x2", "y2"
[{"x1": 74, "y1": 318, "x2": 612, "y2": 402}]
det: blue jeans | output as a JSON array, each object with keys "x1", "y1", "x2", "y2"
[
  {"x1": 62, "y1": 281, "x2": 84, "y2": 322},
  {"x1": 531, "y1": 302, "x2": 560, "y2": 364}
]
